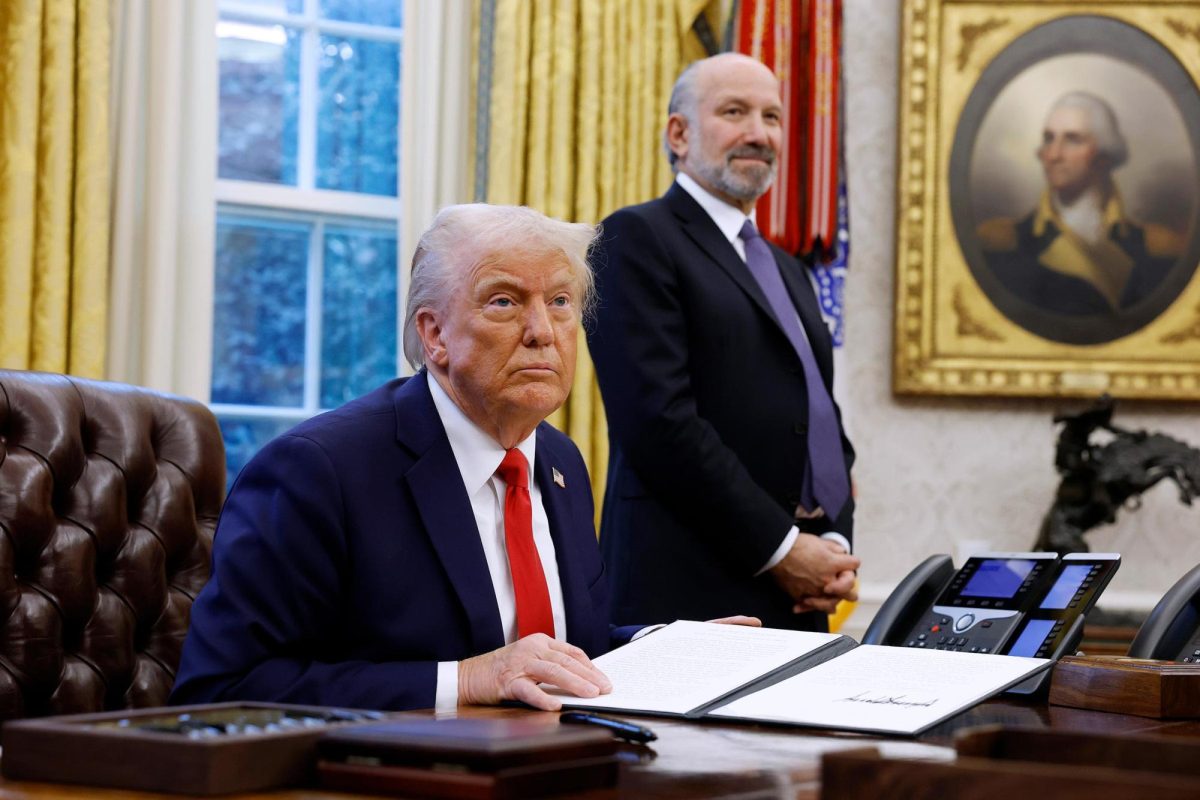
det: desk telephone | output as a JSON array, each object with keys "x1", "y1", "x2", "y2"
[
  {"x1": 1128, "y1": 562, "x2": 1200, "y2": 662},
  {"x1": 863, "y1": 552, "x2": 1121, "y2": 694}
]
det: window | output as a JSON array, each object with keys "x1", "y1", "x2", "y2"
[{"x1": 213, "y1": 0, "x2": 403, "y2": 488}]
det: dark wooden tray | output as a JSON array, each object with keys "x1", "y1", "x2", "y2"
[
  {"x1": 317, "y1": 717, "x2": 619, "y2": 799},
  {"x1": 820, "y1": 725, "x2": 1200, "y2": 799},
  {"x1": 0, "y1": 701, "x2": 390, "y2": 795},
  {"x1": 1049, "y1": 654, "x2": 1200, "y2": 718}
]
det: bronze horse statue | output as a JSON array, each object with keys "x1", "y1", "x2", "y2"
[{"x1": 1035, "y1": 396, "x2": 1200, "y2": 554}]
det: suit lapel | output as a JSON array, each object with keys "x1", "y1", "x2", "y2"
[
  {"x1": 533, "y1": 427, "x2": 590, "y2": 645},
  {"x1": 666, "y1": 183, "x2": 779, "y2": 326},
  {"x1": 665, "y1": 183, "x2": 834, "y2": 382},
  {"x1": 394, "y1": 372, "x2": 506, "y2": 654}
]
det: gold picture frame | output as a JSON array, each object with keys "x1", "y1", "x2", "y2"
[{"x1": 893, "y1": 0, "x2": 1200, "y2": 399}]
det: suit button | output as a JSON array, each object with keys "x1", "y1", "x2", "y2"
[{"x1": 793, "y1": 423, "x2": 807, "y2": 435}]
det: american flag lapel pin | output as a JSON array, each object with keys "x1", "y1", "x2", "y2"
[{"x1": 552, "y1": 467, "x2": 566, "y2": 488}]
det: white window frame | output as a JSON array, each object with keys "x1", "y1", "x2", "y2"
[
  {"x1": 212, "y1": 204, "x2": 398, "y2": 421},
  {"x1": 212, "y1": 0, "x2": 404, "y2": 426}
]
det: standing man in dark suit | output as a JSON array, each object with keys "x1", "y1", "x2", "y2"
[
  {"x1": 173, "y1": 204, "x2": 620, "y2": 712},
  {"x1": 588, "y1": 53, "x2": 860, "y2": 632}
]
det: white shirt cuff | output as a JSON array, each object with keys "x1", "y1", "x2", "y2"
[
  {"x1": 757, "y1": 526, "x2": 800, "y2": 575},
  {"x1": 820, "y1": 531, "x2": 852, "y2": 554},
  {"x1": 435, "y1": 661, "x2": 459, "y2": 711},
  {"x1": 631, "y1": 623, "x2": 668, "y2": 640}
]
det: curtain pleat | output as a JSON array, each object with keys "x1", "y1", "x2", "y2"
[
  {"x1": 71, "y1": 0, "x2": 111, "y2": 375},
  {"x1": 0, "y1": 0, "x2": 109, "y2": 377},
  {"x1": 106, "y1": 0, "x2": 217, "y2": 399},
  {"x1": 478, "y1": 0, "x2": 722, "y2": 513}
]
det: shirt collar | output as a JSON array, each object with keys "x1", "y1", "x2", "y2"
[
  {"x1": 427, "y1": 374, "x2": 538, "y2": 494},
  {"x1": 1033, "y1": 186, "x2": 1130, "y2": 239},
  {"x1": 675, "y1": 172, "x2": 757, "y2": 248}
]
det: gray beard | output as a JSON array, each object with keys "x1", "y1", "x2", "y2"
[{"x1": 693, "y1": 156, "x2": 777, "y2": 204}]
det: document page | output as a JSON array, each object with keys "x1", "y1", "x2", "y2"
[
  {"x1": 708, "y1": 645, "x2": 1048, "y2": 735},
  {"x1": 548, "y1": 620, "x2": 843, "y2": 716}
]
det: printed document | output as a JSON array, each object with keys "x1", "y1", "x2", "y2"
[
  {"x1": 708, "y1": 644, "x2": 1048, "y2": 735},
  {"x1": 547, "y1": 620, "x2": 844, "y2": 716}
]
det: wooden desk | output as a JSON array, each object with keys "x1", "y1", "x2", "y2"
[{"x1": 2, "y1": 701, "x2": 1199, "y2": 800}]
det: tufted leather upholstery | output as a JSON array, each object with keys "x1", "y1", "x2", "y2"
[{"x1": 0, "y1": 370, "x2": 224, "y2": 720}]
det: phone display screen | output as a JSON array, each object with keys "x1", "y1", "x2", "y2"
[
  {"x1": 1007, "y1": 618, "x2": 1056, "y2": 657},
  {"x1": 1040, "y1": 564, "x2": 1092, "y2": 610},
  {"x1": 960, "y1": 559, "x2": 1036, "y2": 599}
]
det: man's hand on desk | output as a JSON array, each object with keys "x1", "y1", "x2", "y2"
[
  {"x1": 458, "y1": 634, "x2": 613, "y2": 711},
  {"x1": 768, "y1": 534, "x2": 860, "y2": 615}
]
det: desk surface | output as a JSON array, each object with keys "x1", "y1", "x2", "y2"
[{"x1": 3, "y1": 701, "x2": 1200, "y2": 800}]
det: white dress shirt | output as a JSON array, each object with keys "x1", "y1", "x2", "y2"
[
  {"x1": 427, "y1": 376, "x2": 567, "y2": 710},
  {"x1": 674, "y1": 173, "x2": 852, "y2": 569}
]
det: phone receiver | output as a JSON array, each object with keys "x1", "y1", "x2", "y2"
[
  {"x1": 1128, "y1": 563, "x2": 1200, "y2": 660},
  {"x1": 861, "y1": 554, "x2": 955, "y2": 646}
]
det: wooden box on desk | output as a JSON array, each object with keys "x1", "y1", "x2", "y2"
[
  {"x1": 1, "y1": 702, "x2": 389, "y2": 795},
  {"x1": 1048, "y1": 655, "x2": 1200, "y2": 718},
  {"x1": 317, "y1": 718, "x2": 619, "y2": 800}
]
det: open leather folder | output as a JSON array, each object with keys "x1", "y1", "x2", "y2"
[{"x1": 547, "y1": 620, "x2": 1048, "y2": 736}]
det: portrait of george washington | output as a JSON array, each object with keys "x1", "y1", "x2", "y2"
[{"x1": 949, "y1": 16, "x2": 1200, "y2": 346}]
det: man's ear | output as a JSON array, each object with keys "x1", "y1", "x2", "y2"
[
  {"x1": 414, "y1": 308, "x2": 449, "y2": 368},
  {"x1": 666, "y1": 113, "x2": 689, "y2": 164}
]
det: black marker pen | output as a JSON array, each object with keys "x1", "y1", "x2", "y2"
[{"x1": 559, "y1": 710, "x2": 658, "y2": 743}]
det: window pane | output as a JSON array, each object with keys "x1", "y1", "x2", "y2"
[
  {"x1": 320, "y1": 0, "x2": 402, "y2": 28},
  {"x1": 212, "y1": 215, "x2": 310, "y2": 406},
  {"x1": 220, "y1": 0, "x2": 303, "y2": 13},
  {"x1": 219, "y1": 417, "x2": 298, "y2": 493},
  {"x1": 317, "y1": 35, "x2": 399, "y2": 196},
  {"x1": 320, "y1": 224, "x2": 398, "y2": 407},
  {"x1": 217, "y1": 22, "x2": 300, "y2": 185}
]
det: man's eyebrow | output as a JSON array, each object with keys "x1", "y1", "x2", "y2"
[
  {"x1": 712, "y1": 95, "x2": 782, "y2": 112},
  {"x1": 470, "y1": 269, "x2": 575, "y2": 295},
  {"x1": 464, "y1": 261, "x2": 514, "y2": 284}
]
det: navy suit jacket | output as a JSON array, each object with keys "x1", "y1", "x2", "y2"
[
  {"x1": 587, "y1": 183, "x2": 855, "y2": 631},
  {"x1": 172, "y1": 371, "x2": 615, "y2": 711}
]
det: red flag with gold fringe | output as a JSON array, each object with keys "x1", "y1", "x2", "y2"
[{"x1": 733, "y1": 0, "x2": 842, "y2": 261}]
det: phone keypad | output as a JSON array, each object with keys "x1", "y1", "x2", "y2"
[{"x1": 905, "y1": 613, "x2": 1005, "y2": 653}]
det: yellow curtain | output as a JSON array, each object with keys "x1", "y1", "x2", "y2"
[
  {"x1": 476, "y1": 0, "x2": 722, "y2": 506},
  {"x1": 0, "y1": 0, "x2": 111, "y2": 377}
]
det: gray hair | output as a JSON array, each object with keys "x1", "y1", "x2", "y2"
[
  {"x1": 664, "y1": 60, "x2": 704, "y2": 169},
  {"x1": 1046, "y1": 91, "x2": 1129, "y2": 169},
  {"x1": 402, "y1": 204, "x2": 599, "y2": 369}
]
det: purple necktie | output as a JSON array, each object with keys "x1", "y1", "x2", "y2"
[{"x1": 739, "y1": 219, "x2": 849, "y2": 520}]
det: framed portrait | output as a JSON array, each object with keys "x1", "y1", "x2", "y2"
[{"x1": 894, "y1": 0, "x2": 1200, "y2": 399}]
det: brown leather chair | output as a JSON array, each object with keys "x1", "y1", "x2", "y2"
[{"x1": 0, "y1": 370, "x2": 224, "y2": 720}]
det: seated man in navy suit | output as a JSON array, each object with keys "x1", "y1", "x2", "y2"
[{"x1": 174, "y1": 204, "x2": 638, "y2": 711}]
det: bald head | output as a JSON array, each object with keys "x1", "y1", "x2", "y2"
[
  {"x1": 664, "y1": 53, "x2": 783, "y2": 212},
  {"x1": 666, "y1": 54, "x2": 781, "y2": 165}
]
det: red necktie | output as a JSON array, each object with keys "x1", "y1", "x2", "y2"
[{"x1": 496, "y1": 449, "x2": 555, "y2": 639}]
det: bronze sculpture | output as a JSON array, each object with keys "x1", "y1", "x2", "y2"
[{"x1": 1035, "y1": 395, "x2": 1200, "y2": 553}]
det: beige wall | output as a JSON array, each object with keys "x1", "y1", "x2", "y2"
[{"x1": 839, "y1": 0, "x2": 1200, "y2": 633}]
